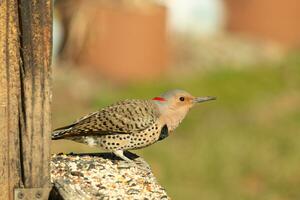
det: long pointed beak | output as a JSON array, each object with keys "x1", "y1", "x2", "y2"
[{"x1": 193, "y1": 96, "x2": 216, "y2": 103}]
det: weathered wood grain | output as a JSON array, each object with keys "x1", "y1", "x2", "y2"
[
  {"x1": 0, "y1": 1, "x2": 23, "y2": 199},
  {"x1": 0, "y1": 0, "x2": 52, "y2": 199},
  {"x1": 18, "y1": 0, "x2": 52, "y2": 188}
]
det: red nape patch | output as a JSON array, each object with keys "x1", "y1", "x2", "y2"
[{"x1": 152, "y1": 97, "x2": 166, "y2": 101}]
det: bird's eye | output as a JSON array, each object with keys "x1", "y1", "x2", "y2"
[{"x1": 179, "y1": 97, "x2": 185, "y2": 101}]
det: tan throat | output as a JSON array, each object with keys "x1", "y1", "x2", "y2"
[{"x1": 160, "y1": 110, "x2": 188, "y2": 132}]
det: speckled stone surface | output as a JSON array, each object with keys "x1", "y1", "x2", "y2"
[{"x1": 50, "y1": 152, "x2": 170, "y2": 200}]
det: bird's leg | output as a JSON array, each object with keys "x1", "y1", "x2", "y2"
[
  {"x1": 113, "y1": 150, "x2": 149, "y2": 171},
  {"x1": 113, "y1": 150, "x2": 133, "y2": 163}
]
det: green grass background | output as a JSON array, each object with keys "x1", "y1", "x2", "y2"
[{"x1": 52, "y1": 54, "x2": 300, "y2": 200}]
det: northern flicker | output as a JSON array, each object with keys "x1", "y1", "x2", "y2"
[{"x1": 52, "y1": 89, "x2": 216, "y2": 161}]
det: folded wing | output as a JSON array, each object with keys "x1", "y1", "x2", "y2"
[{"x1": 52, "y1": 99, "x2": 159, "y2": 139}]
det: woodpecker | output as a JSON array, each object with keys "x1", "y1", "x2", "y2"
[{"x1": 52, "y1": 89, "x2": 216, "y2": 161}]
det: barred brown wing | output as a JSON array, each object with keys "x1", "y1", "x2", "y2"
[{"x1": 52, "y1": 99, "x2": 159, "y2": 139}]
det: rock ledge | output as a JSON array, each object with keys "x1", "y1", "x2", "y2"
[{"x1": 50, "y1": 152, "x2": 169, "y2": 200}]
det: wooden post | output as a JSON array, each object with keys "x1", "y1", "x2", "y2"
[{"x1": 0, "y1": 0, "x2": 52, "y2": 199}]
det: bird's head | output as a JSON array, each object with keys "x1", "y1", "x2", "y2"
[
  {"x1": 152, "y1": 89, "x2": 216, "y2": 112},
  {"x1": 152, "y1": 89, "x2": 216, "y2": 131},
  {"x1": 152, "y1": 89, "x2": 216, "y2": 121}
]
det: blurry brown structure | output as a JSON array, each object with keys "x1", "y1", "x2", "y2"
[
  {"x1": 224, "y1": 0, "x2": 300, "y2": 49},
  {"x1": 56, "y1": 1, "x2": 168, "y2": 82}
]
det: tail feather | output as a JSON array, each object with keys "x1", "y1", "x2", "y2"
[
  {"x1": 52, "y1": 111, "x2": 98, "y2": 140},
  {"x1": 51, "y1": 125, "x2": 74, "y2": 140}
]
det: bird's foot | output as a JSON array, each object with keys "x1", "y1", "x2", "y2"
[{"x1": 113, "y1": 150, "x2": 148, "y2": 171}]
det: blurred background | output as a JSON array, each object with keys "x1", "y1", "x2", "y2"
[{"x1": 51, "y1": 0, "x2": 300, "y2": 199}]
